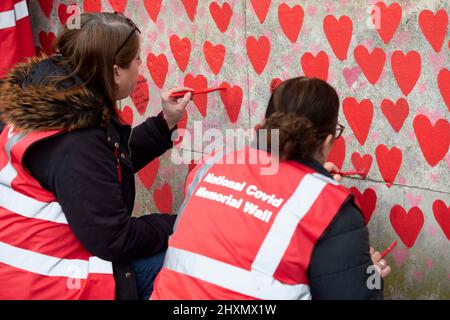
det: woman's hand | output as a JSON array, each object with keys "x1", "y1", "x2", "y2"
[
  {"x1": 161, "y1": 87, "x2": 192, "y2": 130},
  {"x1": 324, "y1": 162, "x2": 342, "y2": 182},
  {"x1": 370, "y1": 247, "x2": 392, "y2": 278}
]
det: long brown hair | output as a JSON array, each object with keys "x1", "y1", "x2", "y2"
[
  {"x1": 259, "y1": 77, "x2": 340, "y2": 161},
  {"x1": 53, "y1": 12, "x2": 140, "y2": 118}
]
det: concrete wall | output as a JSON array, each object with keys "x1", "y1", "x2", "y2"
[{"x1": 29, "y1": 0, "x2": 449, "y2": 299}]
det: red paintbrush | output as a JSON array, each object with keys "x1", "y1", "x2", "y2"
[
  {"x1": 331, "y1": 169, "x2": 367, "y2": 179},
  {"x1": 170, "y1": 86, "x2": 227, "y2": 98}
]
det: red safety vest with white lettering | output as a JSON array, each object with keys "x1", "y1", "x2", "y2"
[
  {"x1": 0, "y1": 125, "x2": 115, "y2": 299},
  {"x1": 152, "y1": 147, "x2": 353, "y2": 300}
]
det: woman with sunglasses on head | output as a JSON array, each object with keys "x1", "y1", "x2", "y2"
[
  {"x1": 0, "y1": 12, "x2": 191, "y2": 300},
  {"x1": 152, "y1": 77, "x2": 391, "y2": 300}
]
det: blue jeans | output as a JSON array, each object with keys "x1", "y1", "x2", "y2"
[{"x1": 131, "y1": 250, "x2": 166, "y2": 300}]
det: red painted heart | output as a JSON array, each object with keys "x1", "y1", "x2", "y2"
[
  {"x1": 84, "y1": 0, "x2": 101, "y2": 13},
  {"x1": 375, "y1": 144, "x2": 402, "y2": 187},
  {"x1": 170, "y1": 35, "x2": 191, "y2": 72},
  {"x1": 380, "y1": 98, "x2": 409, "y2": 133},
  {"x1": 220, "y1": 82, "x2": 243, "y2": 123},
  {"x1": 372, "y1": 2, "x2": 402, "y2": 44},
  {"x1": 58, "y1": 3, "x2": 75, "y2": 26},
  {"x1": 419, "y1": 9, "x2": 448, "y2": 52},
  {"x1": 154, "y1": 184, "x2": 173, "y2": 213},
  {"x1": 413, "y1": 115, "x2": 450, "y2": 167},
  {"x1": 250, "y1": 0, "x2": 272, "y2": 24},
  {"x1": 38, "y1": 32, "x2": 56, "y2": 56},
  {"x1": 38, "y1": 0, "x2": 54, "y2": 18},
  {"x1": 391, "y1": 50, "x2": 421, "y2": 96},
  {"x1": 278, "y1": 3, "x2": 304, "y2": 43},
  {"x1": 343, "y1": 97, "x2": 373, "y2": 146},
  {"x1": 350, "y1": 187, "x2": 377, "y2": 225},
  {"x1": 354, "y1": 46, "x2": 386, "y2": 85},
  {"x1": 184, "y1": 74, "x2": 208, "y2": 117},
  {"x1": 326, "y1": 136, "x2": 346, "y2": 169},
  {"x1": 438, "y1": 68, "x2": 450, "y2": 112},
  {"x1": 203, "y1": 41, "x2": 226, "y2": 75},
  {"x1": 433, "y1": 200, "x2": 450, "y2": 240},
  {"x1": 118, "y1": 105, "x2": 134, "y2": 126},
  {"x1": 130, "y1": 75, "x2": 149, "y2": 116},
  {"x1": 209, "y1": 1, "x2": 233, "y2": 33},
  {"x1": 246, "y1": 36, "x2": 270, "y2": 75},
  {"x1": 351, "y1": 152, "x2": 372, "y2": 178},
  {"x1": 108, "y1": 0, "x2": 127, "y2": 13},
  {"x1": 390, "y1": 205, "x2": 424, "y2": 248},
  {"x1": 144, "y1": 0, "x2": 163, "y2": 23},
  {"x1": 270, "y1": 77, "x2": 283, "y2": 93},
  {"x1": 147, "y1": 53, "x2": 168, "y2": 89},
  {"x1": 137, "y1": 158, "x2": 160, "y2": 190},
  {"x1": 323, "y1": 15, "x2": 353, "y2": 61},
  {"x1": 181, "y1": 0, "x2": 198, "y2": 22},
  {"x1": 301, "y1": 51, "x2": 329, "y2": 81}
]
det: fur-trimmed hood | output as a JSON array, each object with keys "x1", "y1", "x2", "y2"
[{"x1": 0, "y1": 55, "x2": 111, "y2": 132}]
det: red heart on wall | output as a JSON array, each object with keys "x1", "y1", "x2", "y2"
[
  {"x1": 326, "y1": 136, "x2": 346, "y2": 169},
  {"x1": 219, "y1": 82, "x2": 243, "y2": 123},
  {"x1": 144, "y1": 0, "x2": 162, "y2": 23},
  {"x1": 438, "y1": 68, "x2": 450, "y2": 112},
  {"x1": 138, "y1": 158, "x2": 160, "y2": 190},
  {"x1": 38, "y1": 0, "x2": 53, "y2": 18},
  {"x1": 38, "y1": 31, "x2": 56, "y2": 56},
  {"x1": 433, "y1": 200, "x2": 450, "y2": 240},
  {"x1": 109, "y1": 0, "x2": 127, "y2": 13},
  {"x1": 351, "y1": 152, "x2": 372, "y2": 178},
  {"x1": 130, "y1": 75, "x2": 149, "y2": 116},
  {"x1": 270, "y1": 77, "x2": 283, "y2": 93},
  {"x1": 203, "y1": 41, "x2": 226, "y2": 75},
  {"x1": 209, "y1": 1, "x2": 233, "y2": 33},
  {"x1": 413, "y1": 115, "x2": 450, "y2": 167},
  {"x1": 375, "y1": 144, "x2": 402, "y2": 187},
  {"x1": 323, "y1": 15, "x2": 353, "y2": 61},
  {"x1": 170, "y1": 35, "x2": 191, "y2": 72},
  {"x1": 301, "y1": 51, "x2": 329, "y2": 81},
  {"x1": 350, "y1": 187, "x2": 377, "y2": 225},
  {"x1": 419, "y1": 9, "x2": 448, "y2": 52},
  {"x1": 184, "y1": 74, "x2": 208, "y2": 117},
  {"x1": 154, "y1": 184, "x2": 173, "y2": 213},
  {"x1": 246, "y1": 36, "x2": 270, "y2": 75},
  {"x1": 390, "y1": 205, "x2": 424, "y2": 248},
  {"x1": 181, "y1": 0, "x2": 198, "y2": 22},
  {"x1": 354, "y1": 46, "x2": 386, "y2": 85},
  {"x1": 278, "y1": 3, "x2": 304, "y2": 43},
  {"x1": 250, "y1": 0, "x2": 272, "y2": 24},
  {"x1": 84, "y1": 0, "x2": 101, "y2": 13},
  {"x1": 381, "y1": 98, "x2": 409, "y2": 133},
  {"x1": 343, "y1": 97, "x2": 373, "y2": 146},
  {"x1": 118, "y1": 105, "x2": 134, "y2": 126},
  {"x1": 372, "y1": 2, "x2": 402, "y2": 44},
  {"x1": 58, "y1": 4, "x2": 74, "y2": 26},
  {"x1": 147, "y1": 53, "x2": 168, "y2": 89},
  {"x1": 391, "y1": 50, "x2": 421, "y2": 96}
]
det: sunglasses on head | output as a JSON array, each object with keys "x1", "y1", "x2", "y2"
[{"x1": 114, "y1": 11, "x2": 141, "y2": 56}]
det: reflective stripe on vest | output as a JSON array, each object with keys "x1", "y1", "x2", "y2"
[{"x1": 0, "y1": 126, "x2": 115, "y2": 299}]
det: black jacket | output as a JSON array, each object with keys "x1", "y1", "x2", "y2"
[{"x1": 0, "y1": 56, "x2": 176, "y2": 299}]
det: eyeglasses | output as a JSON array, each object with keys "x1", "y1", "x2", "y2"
[
  {"x1": 334, "y1": 123, "x2": 345, "y2": 139},
  {"x1": 114, "y1": 11, "x2": 141, "y2": 56}
]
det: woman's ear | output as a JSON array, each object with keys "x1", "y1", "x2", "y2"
[
  {"x1": 319, "y1": 133, "x2": 335, "y2": 163},
  {"x1": 113, "y1": 64, "x2": 121, "y2": 87}
]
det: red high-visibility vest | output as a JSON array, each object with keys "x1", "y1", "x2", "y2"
[
  {"x1": 0, "y1": 125, "x2": 115, "y2": 299},
  {"x1": 152, "y1": 147, "x2": 352, "y2": 300}
]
